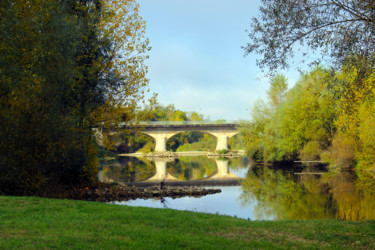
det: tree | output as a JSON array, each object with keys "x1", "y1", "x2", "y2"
[
  {"x1": 63, "y1": 0, "x2": 150, "y2": 131},
  {"x1": 244, "y1": 0, "x2": 375, "y2": 72},
  {"x1": 273, "y1": 68, "x2": 336, "y2": 161},
  {"x1": 0, "y1": 0, "x2": 150, "y2": 195},
  {"x1": 0, "y1": 0, "x2": 89, "y2": 195},
  {"x1": 267, "y1": 74, "x2": 288, "y2": 107},
  {"x1": 242, "y1": 68, "x2": 337, "y2": 162}
]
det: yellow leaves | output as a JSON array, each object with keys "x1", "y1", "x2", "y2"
[{"x1": 335, "y1": 65, "x2": 375, "y2": 135}]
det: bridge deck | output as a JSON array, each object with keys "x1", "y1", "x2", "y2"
[{"x1": 119, "y1": 121, "x2": 238, "y2": 131}]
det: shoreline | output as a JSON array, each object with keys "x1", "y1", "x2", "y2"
[
  {"x1": 62, "y1": 183, "x2": 221, "y2": 202},
  {"x1": 118, "y1": 150, "x2": 247, "y2": 158}
]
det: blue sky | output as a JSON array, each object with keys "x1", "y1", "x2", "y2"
[{"x1": 138, "y1": 0, "x2": 301, "y2": 121}]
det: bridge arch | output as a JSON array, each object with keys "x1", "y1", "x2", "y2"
[
  {"x1": 165, "y1": 131, "x2": 216, "y2": 152},
  {"x1": 139, "y1": 129, "x2": 238, "y2": 152}
]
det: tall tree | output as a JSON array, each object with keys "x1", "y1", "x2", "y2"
[
  {"x1": 244, "y1": 0, "x2": 375, "y2": 72},
  {"x1": 70, "y1": 0, "x2": 150, "y2": 130},
  {"x1": 0, "y1": 0, "x2": 150, "y2": 195}
]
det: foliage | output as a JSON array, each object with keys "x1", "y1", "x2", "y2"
[
  {"x1": 242, "y1": 68, "x2": 336, "y2": 162},
  {"x1": 0, "y1": 0, "x2": 149, "y2": 195},
  {"x1": 242, "y1": 65, "x2": 375, "y2": 174},
  {"x1": 244, "y1": 0, "x2": 375, "y2": 72},
  {"x1": 217, "y1": 149, "x2": 229, "y2": 155},
  {"x1": 267, "y1": 74, "x2": 288, "y2": 107},
  {"x1": 325, "y1": 64, "x2": 375, "y2": 172},
  {"x1": 176, "y1": 134, "x2": 216, "y2": 152},
  {"x1": 98, "y1": 146, "x2": 118, "y2": 159},
  {"x1": 242, "y1": 1, "x2": 375, "y2": 173}
]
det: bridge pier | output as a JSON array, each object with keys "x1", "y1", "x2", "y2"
[
  {"x1": 216, "y1": 135, "x2": 229, "y2": 151},
  {"x1": 142, "y1": 131, "x2": 179, "y2": 152},
  {"x1": 206, "y1": 131, "x2": 238, "y2": 151},
  {"x1": 154, "y1": 135, "x2": 168, "y2": 152}
]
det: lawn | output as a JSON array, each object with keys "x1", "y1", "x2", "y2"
[{"x1": 0, "y1": 196, "x2": 374, "y2": 249}]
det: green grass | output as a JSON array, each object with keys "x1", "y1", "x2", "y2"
[{"x1": 0, "y1": 196, "x2": 374, "y2": 249}]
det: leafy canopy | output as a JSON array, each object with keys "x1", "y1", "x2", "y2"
[{"x1": 244, "y1": 0, "x2": 375, "y2": 71}]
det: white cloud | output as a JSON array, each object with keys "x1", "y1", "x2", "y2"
[{"x1": 139, "y1": 0, "x2": 303, "y2": 121}]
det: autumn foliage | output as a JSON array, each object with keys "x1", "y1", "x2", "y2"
[
  {"x1": 0, "y1": 0, "x2": 149, "y2": 195},
  {"x1": 242, "y1": 66, "x2": 375, "y2": 178}
]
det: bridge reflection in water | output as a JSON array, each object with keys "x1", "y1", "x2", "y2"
[{"x1": 140, "y1": 158, "x2": 242, "y2": 186}]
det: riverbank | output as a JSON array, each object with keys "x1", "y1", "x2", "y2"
[
  {"x1": 0, "y1": 196, "x2": 374, "y2": 249},
  {"x1": 118, "y1": 150, "x2": 247, "y2": 158},
  {"x1": 62, "y1": 183, "x2": 221, "y2": 202}
]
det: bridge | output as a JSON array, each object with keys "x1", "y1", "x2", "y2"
[{"x1": 114, "y1": 121, "x2": 239, "y2": 152}]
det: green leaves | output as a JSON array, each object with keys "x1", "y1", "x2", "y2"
[
  {"x1": 244, "y1": 0, "x2": 375, "y2": 72},
  {"x1": 0, "y1": 0, "x2": 150, "y2": 195},
  {"x1": 242, "y1": 64, "x2": 375, "y2": 175},
  {"x1": 242, "y1": 68, "x2": 336, "y2": 163}
]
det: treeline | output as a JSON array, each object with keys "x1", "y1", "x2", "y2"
[
  {"x1": 242, "y1": 65, "x2": 375, "y2": 176},
  {"x1": 0, "y1": 0, "x2": 149, "y2": 195}
]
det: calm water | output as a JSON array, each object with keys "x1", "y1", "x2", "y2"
[{"x1": 100, "y1": 156, "x2": 375, "y2": 221}]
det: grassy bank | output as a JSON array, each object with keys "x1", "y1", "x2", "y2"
[{"x1": 0, "y1": 196, "x2": 374, "y2": 249}]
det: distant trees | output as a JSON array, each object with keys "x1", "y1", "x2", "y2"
[
  {"x1": 0, "y1": 0, "x2": 149, "y2": 195},
  {"x1": 244, "y1": 0, "x2": 375, "y2": 71}
]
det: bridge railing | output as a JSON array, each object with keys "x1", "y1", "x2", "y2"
[{"x1": 119, "y1": 120, "x2": 237, "y2": 126}]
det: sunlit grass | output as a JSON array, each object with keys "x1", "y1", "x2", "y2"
[{"x1": 0, "y1": 196, "x2": 374, "y2": 249}]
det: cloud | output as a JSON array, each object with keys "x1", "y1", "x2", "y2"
[{"x1": 139, "y1": 0, "x2": 302, "y2": 121}]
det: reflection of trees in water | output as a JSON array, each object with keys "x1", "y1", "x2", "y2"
[
  {"x1": 167, "y1": 157, "x2": 217, "y2": 181},
  {"x1": 102, "y1": 157, "x2": 155, "y2": 183},
  {"x1": 326, "y1": 172, "x2": 375, "y2": 221},
  {"x1": 241, "y1": 166, "x2": 375, "y2": 221},
  {"x1": 229, "y1": 157, "x2": 252, "y2": 171}
]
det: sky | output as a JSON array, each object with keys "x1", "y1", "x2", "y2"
[{"x1": 138, "y1": 0, "x2": 301, "y2": 121}]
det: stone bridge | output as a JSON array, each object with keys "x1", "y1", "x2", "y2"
[{"x1": 116, "y1": 121, "x2": 239, "y2": 152}]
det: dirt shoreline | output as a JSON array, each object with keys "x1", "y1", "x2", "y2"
[{"x1": 61, "y1": 183, "x2": 221, "y2": 202}]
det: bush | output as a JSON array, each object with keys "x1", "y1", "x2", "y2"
[{"x1": 217, "y1": 149, "x2": 229, "y2": 154}]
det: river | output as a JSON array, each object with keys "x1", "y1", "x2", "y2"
[{"x1": 100, "y1": 156, "x2": 375, "y2": 221}]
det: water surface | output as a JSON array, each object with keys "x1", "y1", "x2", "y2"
[{"x1": 101, "y1": 156, "x2": 375, "y2": 220}]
